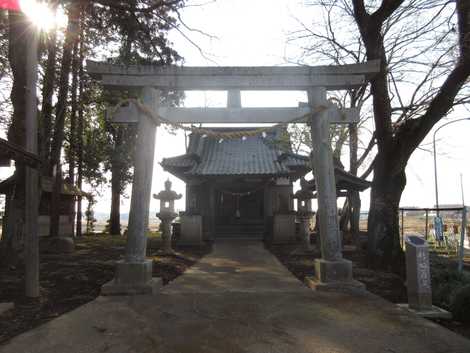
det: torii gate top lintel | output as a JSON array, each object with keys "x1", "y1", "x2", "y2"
[
  {"x1": 86, "y1": 60, "x2": 380, "y2": 90},
  {"x1": 88, "y1": 60, "x2": 380, "y2": 124}
]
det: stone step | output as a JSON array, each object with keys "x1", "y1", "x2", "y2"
[
  {"x1": 215, "y1": 227, "x2": 264, "y2": 233},
  {"x1": 216, "y1": 234, "x2": 264, "y2": 239},
  {"x1": 216, "y1": 223, "x2": 264, "y2": 227},
  {"x1": 216, "y1": 226, "x2": 264, "y2": 231},
  {"x1": 216, "y1": 222, "x2": 265, "y2": 240},
  {"x1": 216, "y1": 230, "x2": 264, "y2": 235},
  {"x1": 216, "y1": 231, "x2": 264, "y2": 235}
]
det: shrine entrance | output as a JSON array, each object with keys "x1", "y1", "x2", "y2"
[
  {"x1": 87, "y1": 60, "x2": 380, "y2": 295},
  {"x1": 216, "y1": 191, "x2": 264, "y2": 224},
  {"x1": 215, "y1": 189, "x2": 264, "y2": 224},
  {"x1": 214, "y1": 188, "x2": 264, "y2": 240}
]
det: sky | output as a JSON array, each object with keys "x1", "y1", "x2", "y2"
[
  {"x1": 1, "y1": 0, "x2": 469, "y2": 217},
  {"x1": 60, "y1": 0, "x2": 470, "y2": 214},
  {"x1": 95, "y1": 0, "x2": 316, "y2": 215}
]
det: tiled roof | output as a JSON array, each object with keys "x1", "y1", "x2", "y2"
[
  {"x1": 0, "y1": 175, "x2": 90, "y2": 196},
  {"x1": 162, "y1": 153, "x2": 197, "y2": 169},
  {"x1": 301, "y1": 168, "x2": 371, "y2": 192},
  {"x1": 278, "y1": 153, "x2": 310, "y2": 168},
  {"x1": 161, "y1": 128, "x2": 371, "y2": 192},
  {"x1": 161, "y1": 128, "x2": 308, "y2": 177},
  {"x1": 0, "y1": 137, "x2": 41, "y2": 168},
  {"x1": 335, "y1": 168, "x2": 371, "y2": 191}
]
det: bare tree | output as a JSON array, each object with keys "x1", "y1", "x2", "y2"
[
  {"x1": 286, "y1": 7, "x2": 374, "y2": 241},
  {"x1": 288, "y1": 0, "x2": 470, "y2": 272},
  {"x1": 49, "y1": 1, "x2": 82, "y2": 239},
  {"x1": 353, "y1": 0, "x2": 470, "y2": 272}
]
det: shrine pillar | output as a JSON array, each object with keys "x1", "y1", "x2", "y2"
[
  {"x1": 307, "y1": 87, "x2": 363, "y2": 291},
  {"x1": 102, "y1": 86, "x2": 161, "y2": 295}
]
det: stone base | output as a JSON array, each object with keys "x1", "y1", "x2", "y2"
[
  {"x1": 101, "y1": 259, "x2": 162, "y2": 296},
  {"x1": 101, "y1": 278, "x2": 162, "y2": 296},
  {"x1": 179, "y1": 239, "x2": 204, "y2": 246},
  {"x1": 0, "y1": 302, "x2": 14, "y2": 315},
  {"x1": 156, "y1": 248, "x2": 177, "y2": 256},
  {"x1": 272, "y1": 214, "x2": 296, "y2": 244},
  {"x1": 48, "y1": 236, "x2": 75, "y2": 253},
  {"x1": 314, "y1": 258, "x2": 353, "y2": 282},
  {"x1": 290, "y1": 246, "x2": 317, "y2": 256},
  {"x1": 397, "y1": 304, "x2": 452, "y2": 320},
  {"x1": 305, "y1": 276, "x2": 366, "y2": 294},
  {"x1": 180, "y1": 215, "x2": 203, "y2": 245},
  {"x1": 304, "y1": 258, "x2": 366, "y2": 294}
]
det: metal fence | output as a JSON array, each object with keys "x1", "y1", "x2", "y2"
[{"x1": 399, "y1": 207, "x2": 469, "y2": 271}]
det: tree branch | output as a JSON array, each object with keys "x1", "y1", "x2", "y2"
[
  {"x1": 371, "y1": 0, "x2": 406, "y2": 24},
  {"x1": 394, "y1": 0, "x2": 470, "y2": 162},
  {"x1": 357, "y1": 134, "x2": 376, "y2": 168}
]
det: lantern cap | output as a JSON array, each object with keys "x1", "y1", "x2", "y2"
[
  {"x1": 293, "y1": 189, "x2": 314, "y2": 200},
  {"x1": 153, "y1": 179, "x2": 182, "y2": 201}
]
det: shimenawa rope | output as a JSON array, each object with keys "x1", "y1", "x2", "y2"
[{"x1": 109, "y1": 97, "x2": 343, "y2": 140}]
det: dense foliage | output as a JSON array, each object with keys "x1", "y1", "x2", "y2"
[{"x1": 0, "y1": 0, "x2": 185, "y2": 262}]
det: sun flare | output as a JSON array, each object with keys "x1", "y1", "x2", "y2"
[{"x1": 20, "y1": 0, "x2": 67, "y2": 31}]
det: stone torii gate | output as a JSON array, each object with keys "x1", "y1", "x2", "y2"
[{"x1": 87, "y1": 60, "x2": 380, "y2": 295}]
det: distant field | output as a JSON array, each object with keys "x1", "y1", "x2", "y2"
[
  {"x1": 89, "y1": 219, "x2": 161, "y2": 234},
  {"x1": 0, "y1": 212, "x2": 468, "y2": 240},
  {"x1": 360, "y1": 211, "x2": 469, "y2": 234},
  {"x1": 359, "y1": 211, "x2": 470, "y2": 252}
]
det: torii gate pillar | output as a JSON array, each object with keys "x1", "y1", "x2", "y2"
[
  {"x1": 307, "y1": 87, "x2": 364, "y2": 291},
  {"x1": 102, "y1": 87, "x2": 161, "y2": 295}
]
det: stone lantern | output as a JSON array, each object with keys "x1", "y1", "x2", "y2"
[
  {"x1": 153, "y1": 179, "x2": 182, "y2": 254},
  {"x1": 293, "y1": 178, "x2": 315, "y2": 253}
]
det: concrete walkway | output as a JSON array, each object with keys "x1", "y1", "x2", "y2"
[{"x1": 2, "y1": 240, "x2": 470, "y2": 353}]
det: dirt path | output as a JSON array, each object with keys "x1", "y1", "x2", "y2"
[
  {"x1": 0, "y1": 235, "x2": 209, "y2": 343},
  {"x1": 1, "y1": 240, "x2": 470, "y2": 353}
]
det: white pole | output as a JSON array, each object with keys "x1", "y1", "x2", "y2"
[
  {"x1": 460, "y1": 173, "x2": 465, "y2": 206},
  {"x1": 459, "y1": 206, "x2": 467, "y2": 273},
  {"x1": 433, "y1": 131, "x2": 440, "y2": 216},
  {"x1": 458, "y1": 174, "x2": 467, "y2": 272},
  {"x1": 432, "y1": 119, "x2": 470, "y2": 216}
]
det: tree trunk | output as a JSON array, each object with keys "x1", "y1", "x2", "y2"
[
  {"x1": 0, "y1": 10, "x2": 28, "y2": 267},
  {"x1": 109, "y1": 160, "x2": 122, "y2": 236},
  {"x1": 68, "y1": 40, "x2": 79, "y2": 183},
  {"x1": 39, "y1": 4, "x2": 58, "y2": 175},
  {"x1": 76, "y1": 29, "x2": 85, "y2": 238},
  {"x1": 352, "y1": 3, "x2": 403, "y2": 270},
  {"x1": 349, "y1": 191, "x2": 361, "y2": 246},
  {"x1": 339, "y1": 198, "x2": 350, "y2": 232},
  {"x1": 367, "y1": 155, "x2": 406, "y2": 274},
  {"x1": 348, "y1": 123, "x2": 361, "y2": 245},
  {"x1": 49, "y1": 2, "x2": 81, "y2": 238},
  {"x1": 64, "y1": 39, "x2": 80, "y2": 238},
  {"x1": 107, "y1": 35, "x2": 135, "y2": 236},
  {"x1": 109, "y1": 126, "x2": 125, "y2": 236}
]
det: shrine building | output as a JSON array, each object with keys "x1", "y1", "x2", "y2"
[{"x1": 161, "y1": 127, "x2": 370, "y2": 244}]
